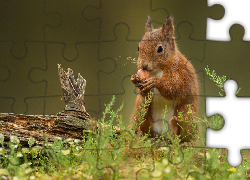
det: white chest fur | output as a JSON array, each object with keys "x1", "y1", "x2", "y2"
[{"x1": 150, "y1": 70, "x2": 177, "y2": 135}]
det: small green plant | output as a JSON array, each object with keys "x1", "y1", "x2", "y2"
[
  {"x1": 205, "y1": 65, "x2": 227, "y2": 96},
  {"x1": 205, "y1": 65, "x2": 241, "y2": 96},
  {"x1": 205, "y1": 65, "x2": 227, "y2": 90},
  {"x1": 205, "y1": 66, "x2": 242, "y2": 130},
  {"x1": 132, "y1": 91, "x2": 153, "y2": 132},
  {"x1": 1, "y1": 86, "x2": 250, "y2": 179}
]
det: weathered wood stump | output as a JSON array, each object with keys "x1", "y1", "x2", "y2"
[{"x1": 0, "y1": 64, "x2": 120, "y2": 147}]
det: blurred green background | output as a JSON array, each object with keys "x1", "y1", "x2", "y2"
[{"x1": 0, "y1": 0, "x2": 249, "y2": 126}]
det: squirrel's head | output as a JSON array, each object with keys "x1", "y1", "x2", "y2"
[{"x1": 138, "y1": 16, "x2": 177, "y2": 71}]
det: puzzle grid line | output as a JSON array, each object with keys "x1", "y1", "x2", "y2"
[{"x1": 1, "y1": 0, "x2": 250, "y2": 178}]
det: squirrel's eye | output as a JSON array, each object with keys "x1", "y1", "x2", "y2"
[{"x1": 157, "y1": 46, "x2": 163, "y2": 53}]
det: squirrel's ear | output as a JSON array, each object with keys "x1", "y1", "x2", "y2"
[
  {"x1": 162, "y1": 16, "x2": 174, "y2": 37},
  {"x1": 146, "y1": 16, "x2": 152, "y2": 33}
]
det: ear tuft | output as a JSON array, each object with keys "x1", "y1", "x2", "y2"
[
  {"x1": 146, "y1": 16, "x2": 153, "y2": 32},
  {"x1": 162, "y1": 16, "x2": 174, "y2": 37}
]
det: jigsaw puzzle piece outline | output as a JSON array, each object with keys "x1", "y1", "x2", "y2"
[
  {"x1": 98, "y1": 23, "x2": 139, "y2": 95},
  {"x1": 82, "y1": 0, "x2": 168, "y2": 42},
  {"x1": 154, "y1": 95, "x2": 207, "y2": 147},
  {"x1": 176, "y1": 21, "x2": 207, "y2": 80},
  {"x1": 206, "y1": 79, "x2": 250, "y2": 167},
  {"x1": 175, "y1": 20, "x2": 207, "y2": 97},
  {"x1": 184, "y1": 147, "x2": 207, "y2": 179},
  {"x1": 173, "y1": 22, "x2": 208, "y2": 128},
  {"x1": 0, "y1": 64, "x2": 11, "y2": 82},
  {"x1": 0, "y1": 97, "x2": 14, "y2": 113},
  {"x1": 152, "y1": 0, "x2": 224, "y2": 40},
  {"x1": 147, "y1": 63, "x2": 200, "y2": 143},
  {"x1": 1, "y1": 2, "x2": 56, "y2": 113},
  {"x1": 97, "y1": 22, "x2": 141, "y2": 121},
  {"x1": 95, "y1": 75, "x2": 137, "y2": 122},
  {"x1": 150, "y1": 146, "x2": 207, "y2": 179},
  {"x1": 96, "y1": 130, "x2": 155, "y2": 179},
  {"x1": 173, "y1": 21, "x2": 207, "y2": 127},
  {"x1": 144, "y1": 79, "x2": 206, "y2": 148},
  {"x1": 176, "y1": 21, "x2": 206, "y2": 63},
  {"x1": 0, "y1": 41, "x2": 47, "y2": 114},
  {"x1": 207, "y1": 0, "x2": 250, "y2": 41},
  {"x1": 29, "y1": 42, "x2": 116, "y2": 116},
  {"x1": 204, "y1": 24, "x2": 250, "y2": 97},
  {"x1": 0, "y1": 0, "x2": 242, "y2": 178},
  {"x1": 44, "y1": 0, "x2": 101, "y2": 61},
  {"x1": 0, "y1": 0, "x2": 61, "y2": 59}
]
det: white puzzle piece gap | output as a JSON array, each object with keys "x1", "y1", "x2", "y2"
[
  {"x1": 206, "y1": 79, "x2": 250, "y2": 167},
  {"x1": 207, "y1": 0, "x2": 250, "y2": 41}
]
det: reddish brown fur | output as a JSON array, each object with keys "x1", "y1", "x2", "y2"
[{"x1": 131, "y1": 16, "x2": 199, "y2": 142}]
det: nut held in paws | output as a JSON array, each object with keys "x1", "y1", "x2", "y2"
[{"x1": 137, "y1": 69, "x2": 150, "y2": 81}]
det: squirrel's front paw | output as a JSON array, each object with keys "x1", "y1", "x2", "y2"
[
  {"x1": 138, "y1": 77, "x2": 155, "y2": 94},
  {"x1": 131, "y1": 74, "x2": 140, "y2": 84}
]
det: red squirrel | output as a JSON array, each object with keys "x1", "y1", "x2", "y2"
[{"x1": 131, "y1": 16, "x2": 199, "y2": 142}]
